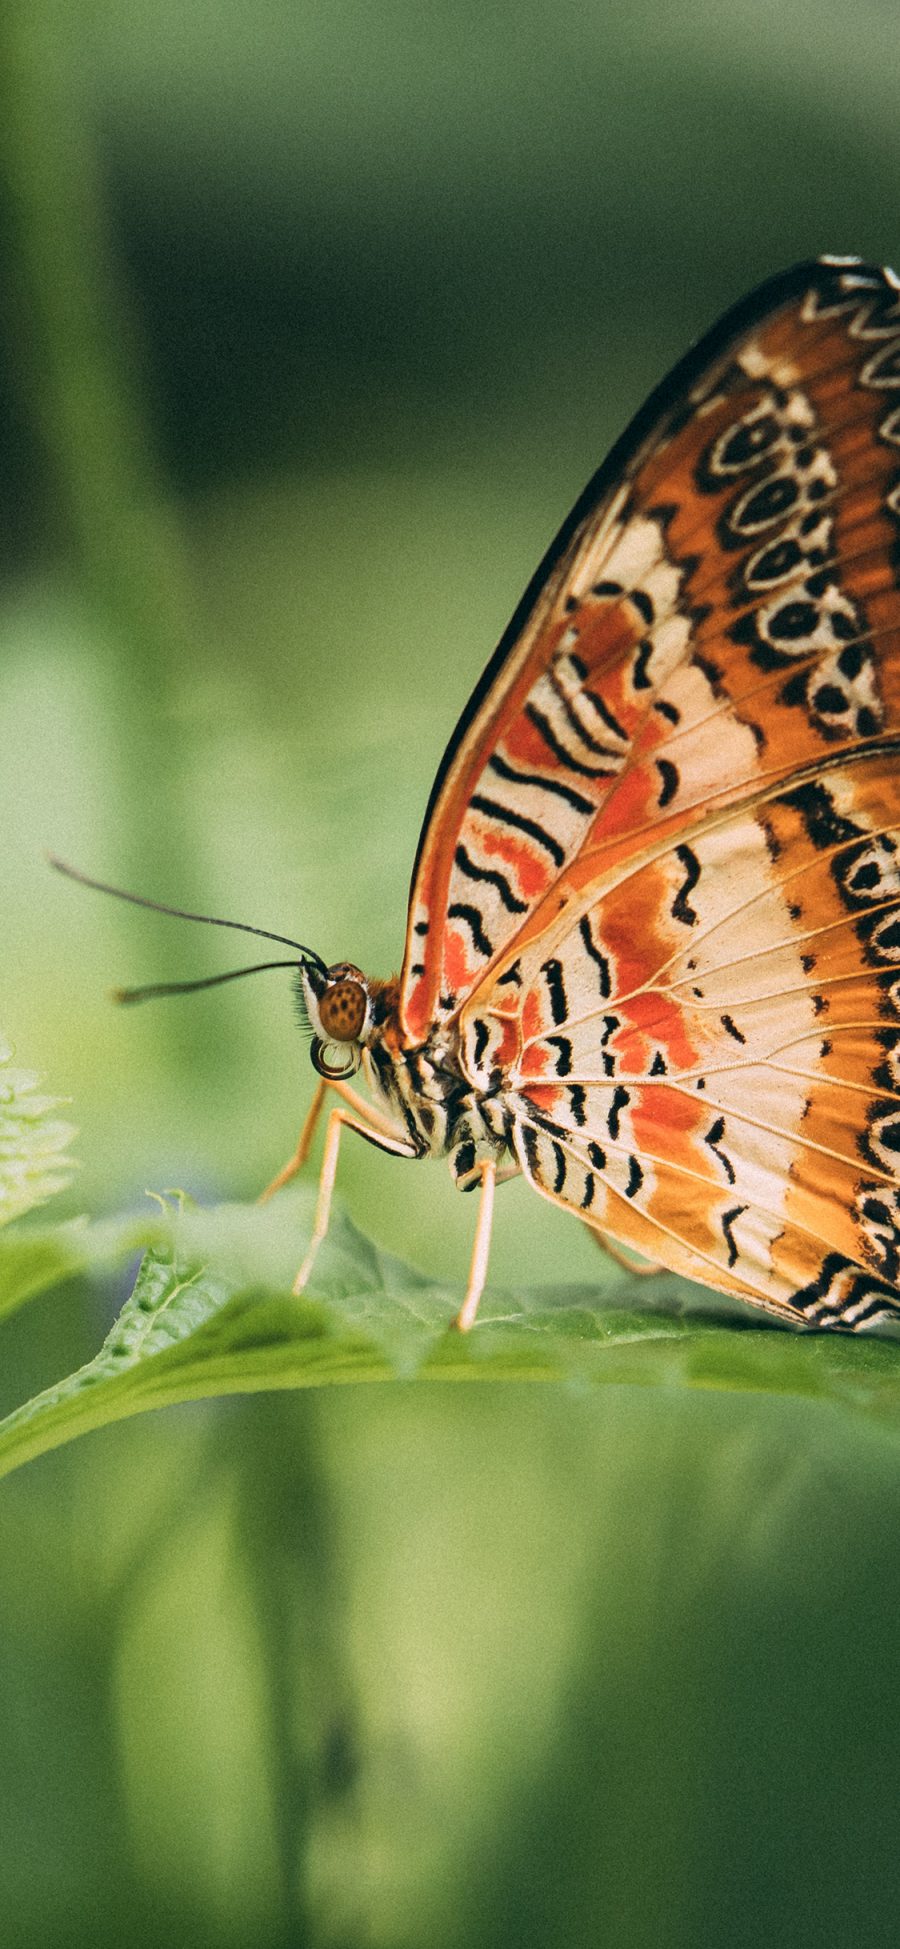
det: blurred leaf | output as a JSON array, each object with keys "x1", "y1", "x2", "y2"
[
  {"x1": 0, "y1": 1190, "x2": 899, "y2": 1482},
  {"x1": 0, "y1": 1035, "x2": 76, "y2": 1229}
]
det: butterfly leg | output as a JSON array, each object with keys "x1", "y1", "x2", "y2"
[
  {"x1": 258, "y1": 1079, "x2": 329, "y2": 1203},
  {"x1": 451, "y1": 1157, "x2": 498, "y2": 1332},
  {"x1": 586, "y1": 1225, "x2": 663, "y2": 1277},
  {"x1": 259, "y1": 1076, "x2": 405, "y2": 1203},
  {"x1": 292, "y1": 1103, "x2": 420, "y2": 1296}
]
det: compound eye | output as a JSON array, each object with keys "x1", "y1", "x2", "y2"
[{"x1": 317, "y1": 975, "x2": 367, "y2": 1043}]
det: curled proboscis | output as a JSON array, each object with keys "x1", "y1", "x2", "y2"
[{"x1": 311, "y1": 1037, "x2": 361, "y2": 1080}]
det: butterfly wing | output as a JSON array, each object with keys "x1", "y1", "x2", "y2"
[
  {"x1": 400, "y1": 257, "x2": 900, "y2": 1058},
  {"x1": 458, "y1": 744, "x2": 900, "y2": 1325},
  {"x1": 400, "y1": 254, "x2": 900, "y2": 1325}
]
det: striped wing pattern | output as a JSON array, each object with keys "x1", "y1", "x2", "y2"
[{"x1": 403, "y1": 257, "x2": 900, "y2": 1326}]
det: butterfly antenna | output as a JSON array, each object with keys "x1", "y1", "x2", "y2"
[
  {"x1": 48, "y1": 855, "x2": 328, "y2": 973},
  {"x1": 112, "y1": 961, "x2": 303, "y2": 1005}
]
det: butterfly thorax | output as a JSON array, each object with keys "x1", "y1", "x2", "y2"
[
  {"x1": 365, "y1": 977, "x2": 513, "y2": 1188},
  {"x1": 301, "y1": 962, "x2": 512, "y2": 1188}
]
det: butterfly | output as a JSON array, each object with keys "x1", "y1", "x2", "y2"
[{"x1": 55, "y1": 256, "x2": 900, "y2": 1333}]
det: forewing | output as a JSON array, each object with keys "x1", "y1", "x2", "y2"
[{"x1": 401, "y1": 257, "x2": 900, "y2": 1049}]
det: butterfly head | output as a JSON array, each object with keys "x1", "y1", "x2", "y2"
[
  {"x1": 47, "y1": 859, "x2": 374, "y2": 1075},
  {"x1": 299, "y1": 961, "x2": 372, "y2": 1079}
]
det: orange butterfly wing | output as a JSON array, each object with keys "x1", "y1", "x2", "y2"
[
  {"x1": 400, "y1": 257, "x2": 900, "y2": 1325},
  {"x1": 401, "y1": 258, "x2": 900, "y2": 1035},
  {"x1": 459, "y1": 749, "x2": 900, "y2": 1322}
]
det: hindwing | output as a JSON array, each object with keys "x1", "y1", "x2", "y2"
[{"x1": 459, "y1": 744, "x2": 900, "y2": 1325}]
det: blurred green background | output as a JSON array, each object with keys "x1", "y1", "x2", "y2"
[{"x1": 2, "y1": 1, "x2": 900, "y2": 1943}]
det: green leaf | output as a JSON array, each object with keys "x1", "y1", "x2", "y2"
[
  {"x1": 0, "y1": 1190, "x2": 899, "y2": 1482},
  {"x1": 0, "y1": 1036, "x2": 76, "y2": 1227}
]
